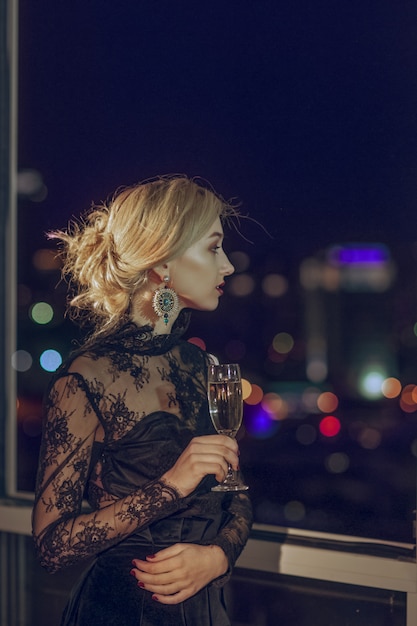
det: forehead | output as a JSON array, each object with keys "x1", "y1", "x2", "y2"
[
  {"x1": 181, "y1": 217, "x2": 224, "y2": 256},
  {"x1": 202, "y1": 216, "x2": 224, "y2": 239}
]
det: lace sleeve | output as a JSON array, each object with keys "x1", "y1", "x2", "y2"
[
  {"x1": 32, "y1": 374, "x2": 183, "y2": 574},
  {"x1": 208, "y1": 491, "x2": 253, "y2": 587}
]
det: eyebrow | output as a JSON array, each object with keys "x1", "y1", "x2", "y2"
[{"x1": 208, "y1": 231, "x2": 224, "y2": 239}]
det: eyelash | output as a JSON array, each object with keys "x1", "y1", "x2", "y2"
[{"x1": 212, "y1": 245, "x2": 221, "y2": 254}]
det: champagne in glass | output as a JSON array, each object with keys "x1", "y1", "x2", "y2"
[{"x1": 208, "y1": 363, "x2": 249, "y2": 491}]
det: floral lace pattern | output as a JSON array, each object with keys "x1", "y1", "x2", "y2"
[{"x1": 32, "y1": 318, "x2": 252, "y2": 577}]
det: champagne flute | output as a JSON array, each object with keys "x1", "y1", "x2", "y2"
[{"x1": 208, "y1": 363, "x2": 249, "y2": 491}]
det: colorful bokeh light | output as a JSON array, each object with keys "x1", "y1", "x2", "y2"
[
  {"x1": 244, "y1": 384, "x2": 264, "y2": 405},
  {"x1": 381, "y1": 377, "x2": 402, "y2": 399},
  {"x1": 40, "y1": 349, "x2": 62, "y2": 372},
  {"x1": 30, "y1": 301, "x2": 54, "y2": 325},
  {"x1": 319, "y1": 415, "x2": 341, "y2": 438},
  {"x1": 272, "y1": 332, "x2": 294, "y2": 354},
  {"x1": 242, "y1": 378, "x2": 252, "y2": 401},
  {"x1": 317, "y1": 391, "x2": 339, "y2": 413},
  {"x1": 244, "y1": 404, "x2": 280, "y2": 439},
  {"x1": 187, "y1": 336, "x2": 206, "y2": 351}
]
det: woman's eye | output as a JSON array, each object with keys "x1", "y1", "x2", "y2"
[{"x1": 212, "y1": 245, "x2": 221, "y2": 254}]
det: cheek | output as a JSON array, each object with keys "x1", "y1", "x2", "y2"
[{"x1": 174, "y1": 258, "x2": 214, "y2": 295}]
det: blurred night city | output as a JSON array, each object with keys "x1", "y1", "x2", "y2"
[{"x1": 13, "y1": 0, "x2": 417, "y2": 548}]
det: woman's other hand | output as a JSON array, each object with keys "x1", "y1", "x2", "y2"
[
  {"x1": 130, "y1": 543, "x2": 228, "y2": 604},
  {"x1": 161, "y1": 434, "x2": 239, "y2": 497}
]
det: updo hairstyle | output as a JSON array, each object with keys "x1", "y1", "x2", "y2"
[{"x1": 51, "y1": 175, "x2": 237, "y2": 333}]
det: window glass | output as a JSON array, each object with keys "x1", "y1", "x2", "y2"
[{"x1": 13, "y1": 0, "x2": 417, "y2": 544}]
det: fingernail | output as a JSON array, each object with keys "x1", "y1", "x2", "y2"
[
  {"x1": 129, "y1": 569, "x2": 136, "y2": 577},
  {"x1": 138, "y1": 581, "x2": 145, "y2": 588},
  {"x1": 147, "y1": 554, "x2": 156, "y2": 559},
  {"x1": 152, "y1": 595, "x2": 159, "y2": 602},
  {"x1": 131, "y1": 560, "x2": 137, "y2": 566}
]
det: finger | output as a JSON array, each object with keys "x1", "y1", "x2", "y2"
[
  {"x1": 216, "y1": 464, "x2": 229, "y2": 484},
  {"x1": 196, "y1": 434, "x2": 239, "y2": 454},
  {"x1": 145, "y1": 543, "x2": 183, "y2": 561},
  {"x1": 139, "y1": 579, "x2": 183, "y2": 595},
  {"x1": 152, "y1": 588, "x2": 195, "y2": 605},
  {"x1": 191, "y1": 448, "x2": 238, "y2": 472},
  {"x1": 131, "y1": 558, "x2": 183, "y2": 580},
  {"x1": 132, "y1": 549, "x2": 182, "y2": 573}
]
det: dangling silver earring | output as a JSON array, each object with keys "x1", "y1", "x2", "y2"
[{"x1": 152, "y1": 276, "x2": 179, "y2": 325}]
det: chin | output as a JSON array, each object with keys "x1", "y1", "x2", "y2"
[{"x1": 190, "y1": 300, "x2": 220, "y2": 312}]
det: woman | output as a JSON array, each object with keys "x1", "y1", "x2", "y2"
[{"x1": 32, "y1": 175, "x2": 253, "y2": 625}]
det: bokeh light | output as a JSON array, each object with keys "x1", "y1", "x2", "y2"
[
  {"x1": 306, "y1": 358, "x2": 328, "y2": 383},
  {"x1": 296, "y1": 423, "x2": 317, "y2": 445},
  {"x1": 358, "y1": 368, "x2": 386, "y2": 399},
  {"x1": 17, "y1": 168, "x2": 48, "y2": 201},
  {"x1": 229, "y1": 250, "x2": 250, "y2": 273},
  {"x1": 187, "y1": 336, "x2": 207, "y2": 351},
  {"x1": 301, "y1": 387, "x2": 321, "y2": 413},
  {"x1": 267, "y1": 345, "x2": 287, "y2": 363},
  {"x1": 325, "y1": 452, "x2": 350, "y2": 474},
  {"x1": 32, "y1": 248, "x2": 61, "y2": 271},
  {"x1": 242, "y1": 378, "x2": 252, "y2": 401},
  {"x1": 11, "y1": 350, "x2": 33, "y2": 372},
  {"x1": 299, "y1": 257, "x2": 323, "y2": 290},
  {"x1": 30, "y1": 301, "x2": 54, "y2": 325},
  {"x1": 319, "y1": 415, "x2": 341, "y2": 438},
  {"x1": 284, "y1": 500, "x2": 305, "y2": 522},
  {"x1": 261, "y1": 274, "x2": 288, "y2": 297},
  {"x1": 244, "y1": 384, "x2": 264, "y2": 405},
  {"x1": 381, "y1": 377, "x2": 402, "y2": 399},
  {"x1": 400, "y1": 384, "x2": 417, "y2": 413},
  {"x1": 244, "y1": 404, "x2": 280, "y2": 439},
  {"x1": 262, "y1": 392, "x2": 289, "y2": 420},
  {"x1": 229, "y1": 274, "x2": 255, "y2": 297},
  {"x1": 357, "y1": 427, "x2": 382, "y2": 450},
  {"x1": 40, "y1": 349, "x2": 62, "y2": 372},
  {"x1": 317, "y1": 391, "x2": 339, "y2": 413},
  {"x1": 272, "y1": 332, "x2": 294, "y2": 354}
]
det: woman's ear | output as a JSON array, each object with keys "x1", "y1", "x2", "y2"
[{"x1": 150, "y1": 263, "x2": 169, "y2": 284}]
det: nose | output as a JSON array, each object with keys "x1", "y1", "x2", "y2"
[{"x1": 222, "y1": 252, "x2": 235, "y2": 277}]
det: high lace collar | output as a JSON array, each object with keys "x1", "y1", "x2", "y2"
[{"x1": 90, "y1": 309, "x2": 192, "y2": 356}]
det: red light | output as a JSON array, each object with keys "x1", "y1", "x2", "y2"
[
  {"x1": 319, "y1": 415, "x2": 341, "y2": 438},
  {"x1": 187, "y1": 336, "x2": 206, "y2": 351}
]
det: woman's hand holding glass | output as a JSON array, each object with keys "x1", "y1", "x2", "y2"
[{"x1": 162, "y1": 434, "x2": 239, "y2": 497}]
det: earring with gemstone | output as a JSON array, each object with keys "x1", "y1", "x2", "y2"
[{"x1": 152, "y1": 276, "x2": 179, "y2": 325}]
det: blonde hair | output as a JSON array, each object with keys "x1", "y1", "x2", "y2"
[{"x1": 51, "y1": 175, "x2": 238, "y2": 334}]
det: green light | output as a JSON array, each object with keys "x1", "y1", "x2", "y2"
[{"x1": 30, "y1": 302, "x2": 54, "y2": 324}]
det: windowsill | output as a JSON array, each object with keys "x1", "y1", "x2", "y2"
[
  {"x1": 1, "y1": 500, "x2": 415, "y2": 589},
  {"x1": 0, "y1": 499, "x2": 415, "y2": 554}
]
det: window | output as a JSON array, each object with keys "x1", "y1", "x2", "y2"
[{"x1": 9, "y1": 0, "x2": 417, "y2": 548}]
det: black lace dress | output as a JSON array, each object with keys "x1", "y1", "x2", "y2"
[{"x1": 32, "y1": 313, "x2": 253, "y2": 625}]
